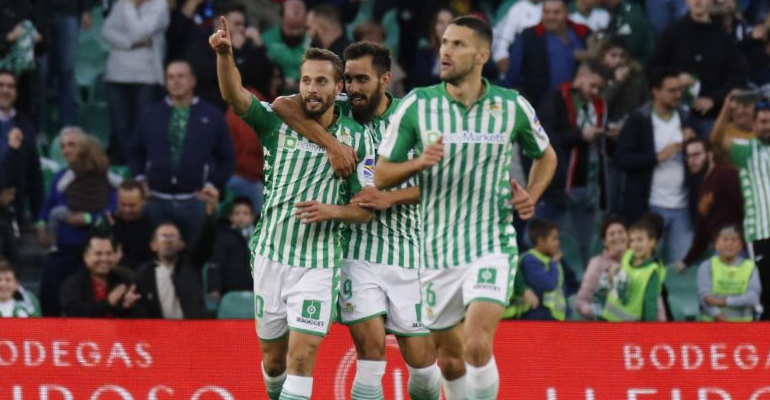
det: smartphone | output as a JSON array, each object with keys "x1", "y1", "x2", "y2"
[{"x1": 734, "y1": 89, "x2": 761, "y2": 104}]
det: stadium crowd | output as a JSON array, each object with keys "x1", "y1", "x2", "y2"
[{"x1": 0, "y1": 0, "x2": 769, "y2": 323}]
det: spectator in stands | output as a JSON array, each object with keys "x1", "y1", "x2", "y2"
[
  {"x1": 0, "y1": 1, "x2": 39, "y2": 117},
  {"x1": 536, "y1": 60, "x2": 612, "y2": 264},
  {"x1": 645, "y1": 0, "x2": 687, "y2": 37},
  {"x1": 352, "y1": 20, "x2": 407, "y2": 98},
  {"x1": 616, "y1": 68, "x2": 695, "y2": 264},
  {"x1": 698, "y1": 225, "x2": 761, "y2": 321},
  {"x1": 60, "y1": 234, "x2": 142, "y2": 317},
  {"x1": 135, "y1": 222, "x2": 206, "y2": 319},
  {"x1": 38, "y1": 127, "x2": 117, "y2": 316},
  {"x1": 0, "y1": 260, "x2": 39, "y2": 317},
  {"x1": 677, "y1": 138, "x2": 743, "y2": 271},
  {"x1": 712, "y1": 99, "x2": 770, "y2": 320},
  {"x1": 0, "y1": 188, "x2": 18, "y2": 263},
  {"x1": 504, "y1": 0, "x2": 591, "y2": 108},
  {"x1": 106, "y1": 180, "x2": 154, "y2": 271},
  {"x1": 649, "y1": 0, "x2": 748, "y2": 137},
  {"x1": 599, "y1": 39, "x2": 649, "y2": 125},
  {"x1": 206, "y1": 197, "x2": 254, "y2": 301},
  {"x1": 518, "y1": 219, "x2": 577, "y2": 320},
  {"x1": 36, "y1": 0, "x2": 93, "y2": 127},
  {"x1": 187, "y1": 1, "x2": 272, "y2": 111},
  {"x1": 305, "y1": 4, "x2": 350, "y2": 60},
  {"x1": 165, "y1": 0, "x2": 208, "y2": 63},
  {"x1": 102, "y1": 0, "x2": 168, "y2": 165},
  {"x1": 262, "y1": 0, "x2": 308, "y2": 92},
  {"x1": 748, "y1": 33, "x2": 770, "y2": 85},
  {"x1": 710, "y1": 89, "x2": 757, "y2": 156},
  {"x1": 129, "y1": 60, "x2": 235, "y2": 245},
  {"x1": 44, "y1": 137, "x2": 120, "y2": 246},
  {"x1": 569, "y1": 0, "x2": 611, "y2": 31},
  {"x1": 491, "y1": 0, "x2": 543, "y2": 74},
  {"x1": 601, "y1": 0, "x2": 655, "y2": 65},
  {"x1": 0, "y1": 70, "x2": 43, "y2": 223},
  {"x1": 575, "y1": 217, "x2": 629, "y2": 320},
  {"x1": 713, "y1": 0, "x2": 766, "y2": 53},
  {"x1": 411, "y1": 7, "x2": 456, "y2": 88}
]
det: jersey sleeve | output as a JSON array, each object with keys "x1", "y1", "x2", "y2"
[
  {"x1": 347, "y1": 127, "x2": 377, "y2": 196},
  {"x1": 728, "y1": 139, "x2": 753, "y2": 168},
  {"x1": 237, "y1": 95, "x2": 280, "y2": 141},
  {"x1": 380, "y1": 93, "x2": 419, "y2": 162},
  {"x1": 513, "y1": 95, "x2": 550, "y2": 159}
]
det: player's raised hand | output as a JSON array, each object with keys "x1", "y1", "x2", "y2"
[
  {"x1": 209, "y1": 16, "x2": 233, "y2": 55},
  {"x1": 418, "y1": 135, "x2": 443, "y2": 170},
  {"x1": 511, "y1": 179, "x2": 535, "y2": 220}
]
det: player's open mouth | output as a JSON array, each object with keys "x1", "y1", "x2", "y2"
[{"x1": 351, "y1": 96, "x2": 366, "y2": 104}]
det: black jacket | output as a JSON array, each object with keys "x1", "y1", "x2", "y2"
[
  {"x1": 135, "y1": 259, "x2": 206, "y2": 319},
  {"x1": 614, "y1": 102, "x2": 691, "y2": 222},
  {"x1": 649, "y1": 15, "x2": 747, "y2": 118},
  {"x1": 110, "y1": 212, "x2": 154, "y2": 271},
  {"x1": 207, "y1": 222, "x2": 253, "y2": 295},
  {"x1": 60, "y1": 267, "x2": 142, "y2": 317},
  {"x1": 1, "y1": 115, "x2": 43, "y2": 219}
]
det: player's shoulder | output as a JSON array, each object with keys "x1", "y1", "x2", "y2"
[
  {"x1": 404, "y1": 84, "x2": 445, "y2": 100},
  {"x1": 488, "y1": 83, "x2": 526, "y2": 101}
]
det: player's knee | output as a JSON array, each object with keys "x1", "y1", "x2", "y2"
[
  {"x1": 436, "y1": 353, "x2": 465, "y2": 380},
  {"x1": 357, "y1": 344, "x2": 386, "y2": 360},
  {"x1": 262, "y1": 352, "x2": 287, "y2": 375},
  {"x1": 287, "y1": 342, "x2": 320, "y2": 367},
  {"x1": 464, "y1": 336, "x2": 493, "y2": 366}
]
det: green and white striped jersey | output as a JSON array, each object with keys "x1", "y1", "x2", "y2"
[
  {"x1": 729, "y1": 138, "x2": 770, "y2": 242},
  {"x1": 239, "y1": 96, "x2": 376, "y2": 269},
  {"x1": 338, "y1": 94, "x2": 422, "y2": 268},
  {"x1": 380, "y1": 80, "x2": 550, "y2": 270}
]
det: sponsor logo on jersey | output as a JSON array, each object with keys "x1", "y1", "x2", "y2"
[
  {"x1": 442, "y1": 131, "x2": 507, "y2": 144},
  {"x1": 282, "y1": 135, "x2": 327, "y2": 154}
]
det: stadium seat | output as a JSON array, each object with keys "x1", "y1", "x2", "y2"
[{"x1": 216, "y1": 291, "x2": 255, "y2": 319}]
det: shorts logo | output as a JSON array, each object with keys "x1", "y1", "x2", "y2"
[
  {"x1": 302, "y1": 300, "x2": 322, "y2": 320},
  {"x1": 255, "y1": 295, "x2": 264, "y2": 318},
  {"x1": 478, "y1": 268, "x2": 497, "y2": 284}
]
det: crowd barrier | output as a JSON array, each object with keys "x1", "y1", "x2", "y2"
[{"x1": 2, "y1": 319, "x2": 770, "y2": 399}]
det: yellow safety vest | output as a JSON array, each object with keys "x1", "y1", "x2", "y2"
[
  {"x1": 702, "y1": 257, "x2": 755, "y2": 322},
  {"x1": 600, "y1": 250, "x2": 665, "y2": 322},
  {"x1": 528, "y1": 250, "x2": 567, "y2": 321}
]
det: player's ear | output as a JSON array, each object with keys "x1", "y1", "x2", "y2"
[
  {"x1": 476, "y1": 47, "x2": 491, "y2": 66},
  {"x1": 380, "y1": 71, "x2": 392, "y2": 88},
  {"x1": 335, "y1": 79, "x2": 343, "y2": 96}
]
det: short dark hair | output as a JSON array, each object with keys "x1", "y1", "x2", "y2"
[
  {"x1": 597, "y1": 36, "x2": 628, "y2": 58},
  {"x1": 310, "y1": 4, "x2": 341, "y2": 27},
  {"x1": 214, "y1": 0, "x2": 246, "y2": 17},
  {"x1": 628, "y1": 218, "x2": 659, "y2": 241},
  {"x1": 230, "y1": 196, "x2": 255, "y2": 214},
  {"x1": 451, "y1": 16, "x2": 493, "y2": 49},
  {"x1": 528, "y1": 218, "x2": 559, "y2": 244},
  {"x1": 301, "y1": 47, "x2": 344, "y2": 82},
  {"x1": 119, "y1": 179, "x2": 146, "y2": 197},
  {"x1": 600, "y1": 216, "x2": 626, "y2": 240},
  {"x1": 153, "y1": 221, "x2": 181, "y2": 240},
  {"x1": 166, "y1": 59, "x2": 195, "y2": 77},
  {"x1": 343, "y1": 41, "x2": 392, "y2": 75},
  {"x1": 580, "y1": 58, "x2": 614, "y2": 82},
  {"x1": 684, "y1": 136, "x2": 712, "y2": 154},
  {"x1": 542, "y1": 0, "x2": 568, "y2": 7},
  {"x1": 0, "y1": 259, "x2": 15, "y2": 276},
  {"x1": 0, "y1": 69, "x2": 16, "y2": 83},
  {"x1": 714, "y1": 225, "x2": 743, "y2": 243},
  {"x1": 83, "y1": 233, "x2": 116, "y2": 255},
  {"x1": 649, "y1": 67, "x2": 681, "y2": 90}
]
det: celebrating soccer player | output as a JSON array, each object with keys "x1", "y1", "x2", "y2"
[{"x1": 376, "y1": 16, "x2": 558, "y2": 400}]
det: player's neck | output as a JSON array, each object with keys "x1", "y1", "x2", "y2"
[
  {"x1": 373, "y1": 92, "x2": 391, "y2": 119},
  {"x1": 314, "y1": 107, "x2": 336, "y2": 129},
  {"x1": 445, "y1": 74, "x2": 486, "y2": 108}
]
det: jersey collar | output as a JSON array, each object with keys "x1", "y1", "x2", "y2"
[{"x1": 440, "y1": 77, "x2": 492, "y2": 110}]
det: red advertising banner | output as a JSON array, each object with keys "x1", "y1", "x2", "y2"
[{"x1": 1, "y1": 320, "x2": 770, "y2": 399}]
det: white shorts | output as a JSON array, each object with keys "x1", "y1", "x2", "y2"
[
  {"x1": 420, "y1": 253, "x2": 516, "y2": 330},
  {"x1": 253, "y1": 255, "x2": 339, "y2": 341},
  {"x1": 339, "y1": 259, "x2": 428, "y2": 336}
]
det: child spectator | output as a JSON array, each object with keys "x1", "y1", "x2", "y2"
[
  {"x1": 0, "y1": 260, "x2": 39, "y2": 317},
  {"x1": 601, "y1": 219, "x2": 667, "y2": 321},
  {"x1": 518, "y1": 219, "x2": 577, "y2": 321},
  {"x1": 46, "y1": 137, "x2": 121, "y2": 245},
  {"x1": 575, "y1": 216, "x2": 628, "y2": 320},
  {"x1": 698, "y1": 226, "x2": 762, "y2": 322},
  {"x1": 206, "y1": 197, "x2": 255, "y2": 301}
]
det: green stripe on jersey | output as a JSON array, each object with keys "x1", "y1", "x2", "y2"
[
  {"x1": 729, "y1": 138, "x2": 770, "y2": 242},
  {"x1": 379, "y1": 79, "x2": 550, "y2": 269},
  {"x1": 239, "y1": 96, "x2": 375, "y2": 269},
  {"x1": 338, "y1": 94, "x2": 422, "y2": 268}
]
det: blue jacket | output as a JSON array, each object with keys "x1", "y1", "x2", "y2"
[
  {"x1": 520, "y1": 252, "x2": 578, "y2": 320},
  {"x1": 129, "y1": 98, "x2": 235, "y2": 194}
]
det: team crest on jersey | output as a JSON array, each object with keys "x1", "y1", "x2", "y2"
[
  {"x1": 489, "y1": 103, "x2": 502, "y2": 119},
  {"x1": 342, "y1": 302, "x2": 356, "y2": 315},
  {"x1": 339, "y1": 130, "x2": 353, "y2": 146}
]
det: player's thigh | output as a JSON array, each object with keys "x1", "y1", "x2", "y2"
[
  {"x1": 396, "y1": 334, "x2": 437, "y2": 368},
  {"x1": 285, "y1": 267, "x2": 337, "y2": 337},
  {"x1": 420, "y1": 268, "x2": 466, "y2": 331},
  {"x1": 286, "y1": 329, "x2": 326, "y2": 376},
  {"x1": 348, "y1": 316, "x2": 387, "y2": 360},
  {"x1": 253, "y1": 256, "x2": 289, "y2": 341},
  {"x1": 338, "y1": 260, "x2": 388, "y2": 325},
  {"x1": 382, "y1": 264, "x2": 428, "y2": 336}
]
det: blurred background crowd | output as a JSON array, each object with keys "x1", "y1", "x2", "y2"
[{"x1": 0, "y1": 0, "x2": 768, "y2": 321}]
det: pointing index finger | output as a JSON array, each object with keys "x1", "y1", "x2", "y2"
[{"x1": 220, "y1": 16, "x2": 229, "y2": 35}]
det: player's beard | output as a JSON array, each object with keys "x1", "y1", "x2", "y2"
[
  {"x1": 441, "y1": 61, "x2": 475, "y2": 86},
  {"x1": 301, "y1": 93, "x2": 334, "y2": 117},
  {"x1": 350, "y1": 82, "x2": 383, "y2": 123}
]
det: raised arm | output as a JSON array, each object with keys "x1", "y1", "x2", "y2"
[
  {"x1": 210, "y1": 16, "x2": 252, "y2": 115},
  {"x1": 710, "y1": 91, "x2": 736, "y2": 154},
  {"x1": 272, "y1": 95, "x2": 358, "y2": 176},
  {"x1": 375, "y1": 137, "x2": 443, "y2": 189}
]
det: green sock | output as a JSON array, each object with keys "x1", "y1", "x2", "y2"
[{"x1": 261, "y1": 362, "x2": 286, "y2": 400}]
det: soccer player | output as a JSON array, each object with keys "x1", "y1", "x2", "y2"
[
  {"x1": 272, "y1": 42, "x2": 442, "y2": 400},
  {"x1": 376, "y1": 16, "x2": 558, "y2": 400},
  {"x1": 211, "y1": 18, "x2": 375, "y2": 400}
]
